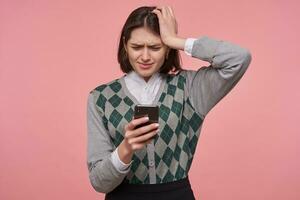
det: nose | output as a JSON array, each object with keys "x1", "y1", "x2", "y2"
[{"x1": 141, "y1": 48, "x2": 150, "y2": 61}]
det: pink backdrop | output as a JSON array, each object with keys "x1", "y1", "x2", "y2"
[{"x1": 1, "y1": 0, "x2": 299, "y2": 199}]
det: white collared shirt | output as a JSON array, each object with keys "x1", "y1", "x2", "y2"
[
  {"x1": 124, "y1": 71, "x2": 163, "y2": 104},
  {"x1": 111, "y1": 38, "x2": 196, "y2": 173}
]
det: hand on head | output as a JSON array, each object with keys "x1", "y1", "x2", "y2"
[{"x1": 151, "y1": 6, "x2": 178, "y2": 46}]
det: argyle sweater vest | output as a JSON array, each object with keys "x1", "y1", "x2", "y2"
[{"x1": 94, "y1": 72, "x2": 203, "y2": 184}]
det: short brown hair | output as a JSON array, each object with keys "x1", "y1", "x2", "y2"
[{"x1": 117, "y1": 6, "x2": 182, "y2": 74}]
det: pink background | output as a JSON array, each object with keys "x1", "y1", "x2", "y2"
[{"x1": 1, "y1": 0, "x2": 299, "y2": 199}]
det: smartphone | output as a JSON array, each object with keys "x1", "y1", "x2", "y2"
[{"x1": 134, "y1": 105, "x2": 159, "y2": 130}]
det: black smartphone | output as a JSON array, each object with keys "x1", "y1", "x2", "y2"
[{"x1": 134, "y1": 105, "x2": 159, "y2": 130}]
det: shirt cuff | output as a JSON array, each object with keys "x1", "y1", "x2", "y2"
[
  {"x1": 111, "y1": 147, "x2": 132, "y2": 174},
  {"x1": 184, "y1": 38, "x2": 197, "y2": 56}
]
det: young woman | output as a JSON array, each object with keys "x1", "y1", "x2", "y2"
[{"x1": 87, "y1": 5, "x2": 251, "y2": 200}]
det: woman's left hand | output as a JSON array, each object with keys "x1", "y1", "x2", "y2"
[{"x1": 152, "y1": 6, "x2": 185, "y2": 50}]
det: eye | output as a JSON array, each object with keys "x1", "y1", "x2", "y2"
[
  {"x1": 151, "y1": 47, "x2": 161, "y2": 51},
  {"x1": 131, "y1": 46, "x2": 161, "y2": 51}
]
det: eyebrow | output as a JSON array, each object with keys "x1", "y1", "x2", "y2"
[{"x1": 129, "y1": 43, "x2": 162, "y2": 47}]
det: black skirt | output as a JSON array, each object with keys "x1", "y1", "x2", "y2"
[{"x1": 105, "y1": 176, "x2": 196, "y2": 200}]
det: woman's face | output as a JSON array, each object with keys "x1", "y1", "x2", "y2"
[{"x1": 124, "y1": 27, "x2": 168, "y2": 82}]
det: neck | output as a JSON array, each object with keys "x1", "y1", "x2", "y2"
[{"x1": 144, "y1": 76, "x2": 151, "y2": 82}]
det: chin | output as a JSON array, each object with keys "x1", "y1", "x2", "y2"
[
  {"x1": 138, "y1": 71, "x2": 152, "y2": 77},
  {"x1": 137, "y1": 70, "x2": 154, "y2": 79}
]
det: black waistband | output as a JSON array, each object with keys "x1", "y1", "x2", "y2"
[{"x1": 111, "y1": 176, "x2": 192, "y2": 193}]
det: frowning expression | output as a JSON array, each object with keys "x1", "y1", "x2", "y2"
[{"x1": 124, "y1": 27, "x2": 168, "y2": 82}]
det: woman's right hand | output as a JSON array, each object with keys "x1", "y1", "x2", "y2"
[{"x1": 118, "y1": 117, "x2": 159, "y2": 164}]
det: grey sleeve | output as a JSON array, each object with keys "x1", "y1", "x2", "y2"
[
  {"x1": 86, "y1": 91, "x2": 128, "y2": 193},
  {"x1": 185, "y1": 36, "x2": 252, "y2": 117}
]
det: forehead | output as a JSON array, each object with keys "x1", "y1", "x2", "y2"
[{"x1": 128, "y1": 27, "x2": 162, "y2": 45}]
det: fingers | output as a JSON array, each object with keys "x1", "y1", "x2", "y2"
[
  {"x1": 128, "y1": 128, "x2": 159, "y2": 145},
  {"x1": 165, "y1": 6, "x2": 175, "y2": 18},
  {"x1": 166, "y1": 6, "x2": 178, "y2": 34},
  {"x1": 167, "y1": 6, "x2": 175, "y2": 17},
  {"x1": 152, "y1": 6, "x2": 177, "y2": 34},
  {"x1": 125, "y1": 116, "x2": 149, "y2": 131},
  {"x1": 124, "y1": 121, "x2": 159, "y2": 151},
  {"x1": 129, "y1": 123, "x2": 159, "y2": 138},
  {"x1": 131, "y1": 139, "x2": 153, "y2": 150},
  {"x1": 153, "y1": 6, "x2": 174, "y2": 18},
  {"x1": 152, "y1": 7, "x2": 162, "y2": 20},
  {"x1": 161, "y1": 6, "x2": 169, "y2": 18}
]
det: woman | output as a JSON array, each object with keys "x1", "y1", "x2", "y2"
[{"x1": 87, "y1": 5, "x2": 251, "y2": 200}]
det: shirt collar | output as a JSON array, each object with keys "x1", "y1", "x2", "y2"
[{"x1": 126, "y1": 71, "x2": 162, "y2": 86}]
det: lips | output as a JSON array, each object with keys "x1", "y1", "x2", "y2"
[{"x1": 138, "y1": 63, "x2": 153, "y2": 69}]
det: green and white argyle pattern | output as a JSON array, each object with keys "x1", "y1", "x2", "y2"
[{"x1": 93, "y1": 71, "x2": 203, "y2": 184}]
